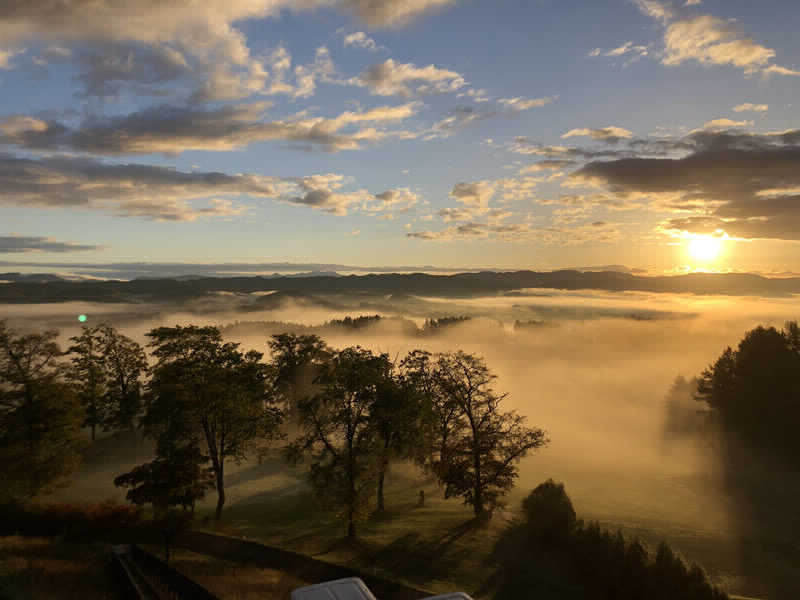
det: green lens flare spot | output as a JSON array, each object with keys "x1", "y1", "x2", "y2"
[{"x1": 78, "y1": 314, "x2": 88, "y2": 323}]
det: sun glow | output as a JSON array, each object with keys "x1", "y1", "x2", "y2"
[{"x1": 688, "y1": 236, "x2": 723, "y2": 262}]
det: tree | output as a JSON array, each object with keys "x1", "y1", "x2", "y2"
[
  {"x1": 267, "y1": 333, "x2": 330, "y2": 421},
  {"x1": 696, "y1": 321, "x2": 800, "y2": 459},
  {"x1": 114, "y1": 439, "x2": 212, "y2": 563},
  {"x1": 67, "y1": 324, "x2": 148, "y2": 439},
  {"x1": 521, "y1": 479, "x2": 577, "y2": 545},
  {"x1": 369, "y1": 366, "x2": 427, "y2": 513},
  {"x1": 145, "y1": 326, "x2": 283, "y2": 521},
  {"x1": 287, "y1": 346, "x2": 386, "y2": 539},
  {"x1": 429, "y1": 351, "x2": 548, "y2": 518},
  {"x1": 114, "y1": 440, "x2": 214, "y2": 513},
  {"x1": 400, "y1": 350, "x2": 462, "y2": 476},
  {"x1": 488, "y1": 480, "x2": 729, "y2": 600},
  {"x1": 96, "y1": 324, "x2": 148, "y2": 434},
  {"x1": 67, "y1": 326, "x2": 108, "y2": 441},
  {"x1": 0, "y1": 321, "x2": 83, "y2": 500}
]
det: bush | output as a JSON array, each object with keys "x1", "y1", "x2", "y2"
[{"x1": 0, "y1": 500, "x2": 141, "y2": 539}]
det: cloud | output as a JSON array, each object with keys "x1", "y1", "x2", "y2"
[
  {"x1": 519, "y1": 160, "x2": 576, "y2": 174},
  {"x1": 450, "y1": 181, "x2": 495, "y2": 213},
  {"x1": 0, "y1": 152, "x2": 398, "y2": 220},
  {"x1": 662, "y1": 15, "x2": 774, "y2": 71},
  {"x1": 0, "y1": 153, "x2": 280, "y2": 220},
  {"x1": 340, "y1": 0, "x2": 460, "y2": 27},
  {"x1": 497, "y1": 96, "x2": 558, "y2": 111},
  {"x1": 0, "y1": 102, "x2": 420, "y2": 154},
  {"x1": 406, "y1": 219, "x2": 621, "y2": 244},
  {"x1": 0, "y1": 1, "x2": 459, "y2": 100},
  {"x1": 732, "y1": 103, "x2": 768, "y2": 113},
  {"x1": 634, "y1": 0, "x2": 791, "y2": 77},
  {"x1": 0, "y1": 150, "x2": 428, "y2": 220},
  {"x1": 570, "y1": 129, "x2": 800, "y2": 241},
  {"x1": 278, "y1": 176, "x2": 423, "y2": 216},
  {"x1": 354, "y1": 59, "x2": 465, "y2": 97},
  {"x1": 697, "y1": 118, "x2": 753, "y2": 131},
  {"x1": 0, "y1": 47, "x2": 25, "y2": 70},
  {"x1": 406, "y1": 221, "x2": 535, "y2": 242},
  {"x1": 587, "y1": 42, "x2": 649, "y2": 58},
  {"x1": 366, "y1": 187, "x2": 420, "y2": 213},
  {"x1": 0, "y1": 235, "x2": 102, "y2": 254},
  {"x1": 762, "y1": 64, "x2": 800, "y2": 77},
  {"x1": 510, "y1": 137, "x2": 632, "y2": 160},
  {"x1": 634, "y1": 0, "x2": 675, "y2": 23},
  {"x1": 562, "y1": 126, "x2": 635, "y2": 142},
  {"x1": 281, "y1": 176, "x2": 370, "y2": 215},
  {"x1": 343, "y1": 31, "x2": 380, "y2": 51}
]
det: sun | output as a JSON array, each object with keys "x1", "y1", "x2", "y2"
[{"x1": 688, "y1": 235, "x2": 723, "y2": 262}]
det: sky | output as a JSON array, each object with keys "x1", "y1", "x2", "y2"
[{"x1": 1, "y1": 0, "x2": 799, "y2": 275}]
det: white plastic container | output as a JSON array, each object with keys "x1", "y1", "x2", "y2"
[{"x1": 290, "y1": 577, "x2": 378, "y2": 600}]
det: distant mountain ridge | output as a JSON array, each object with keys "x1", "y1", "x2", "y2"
[{"x1": 1, "y1": 269, "x2": 799, "y2": 304}]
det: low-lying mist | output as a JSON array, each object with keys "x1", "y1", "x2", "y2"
[{"x1": 3, "y1": 288, "x2": 798, "y2": 591}]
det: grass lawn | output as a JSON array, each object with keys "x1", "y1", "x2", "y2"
[
  {"x1": 0, "y1": 536, "x2": 119, "y2": 600},
  {"x1": 201, "y1": 463, "x2": 508, "y2": 596},
  {"x1": 143, "y1": 545, "x2": 309, "y2": 599},
  {"x1": 51, "y1": 440, "x2": 771, "y2": 598}
]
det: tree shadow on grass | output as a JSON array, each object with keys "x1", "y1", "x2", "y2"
[
  {"x1": 224, "y1": 458, "x2": 295, "y2": 489},
  {"x1": 219, "y1": 486, "x2": 344, "y2": 552},
  {"x1": 362, "y1": 519, "x2": 480, "y2": 582}
]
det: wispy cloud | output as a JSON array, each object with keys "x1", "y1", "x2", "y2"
[
  {"x1": 0, "y1": 235, "x2": 102, "y2": 254},
  {"x1": 353, "y1": 59, "x2": 466, "y2": 97}
]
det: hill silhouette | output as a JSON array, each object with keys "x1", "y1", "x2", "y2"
[{"x1": 0, "y1": 270, "x2": 799, "y2": 304}]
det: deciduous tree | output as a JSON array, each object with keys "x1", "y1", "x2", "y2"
[
  {"x1": 287, "y1": 346, "x2": 385, "y2": 538},
  {"x1": 429, "y1": 351, "x2": 548, "y2": 518},
  {"x1": 145, "y1": 326, "x2": 283, "y2": 521},
  {"x1": 0, "y1": 321, "x2": 83, "y2": 500}
]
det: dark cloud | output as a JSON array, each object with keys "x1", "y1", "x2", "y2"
[
  {"x1": 73, "y1": 43, "x2": 191, "y2": 99},
  {"x1": 0, "y1": 102, "x2": 419, "y2": 155},
  {"x1": 0, "y1": 235, "x2": 102, "y2": 254},
  {"x1": 0, "y1": 152, "x2": 277, "y2": 220},
  {"x1": 571, "y1": 130, "x2": 800, "y2": 240}
]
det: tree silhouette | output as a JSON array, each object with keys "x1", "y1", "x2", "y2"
[
  {"x1": 67, "y1": 324, "x2": 148, "y2": 439},
  {"x1": 145, "y1": 326, "x2": 283, "y2": 521},
  {"x1": 67, "y1": 326, "x2": 107, "y2": 441},
  {"x1": 369, "y1": 366, "x2": 427, "y2": 513},
  {"x1": 267, "y1": 333, "x2": 331, "y2": 423},
  {"x1": 425, "y1": 351, "x2": 548, "y2": 518},
  {"x1": 696, "y1": 321, "x2": 800, "y2": 460},
  {"x1": 488, "y1": 480, "x2": 729, "y2": 600},
  {"x1": 286, "y1": 346, "x2": 387, "y2": 538},
  {"x1": 96, "y1": 324, "x2": 148, "y2": 434},
  {"x1": 0, "y1": 320, "x2": 83, "y2": 500}
]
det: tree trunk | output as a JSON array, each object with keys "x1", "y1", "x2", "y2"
[
  {"x1": 377, "y1": 457, "x2": 387, "y2": 513},
  {"x1": 473, "y1": 447, "x2": 483, "y2": 517},
  {"x1": 215, "y1": 467, "x2": 225, "y2": 521},
  {"x1": 347, "y1": 518, "x2": 356, "y2": 539}
]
